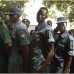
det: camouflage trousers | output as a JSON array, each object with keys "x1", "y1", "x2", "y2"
[{"x1": 8, "y1": 51, "x2": 24, "y2": 73}]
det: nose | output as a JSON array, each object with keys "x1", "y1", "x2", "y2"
[{"x1": 39, "y1": 15, "x2": 42, "y2": 18}]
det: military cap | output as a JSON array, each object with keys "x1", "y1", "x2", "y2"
[
  {"x1": 57, "y1": 17, "x2": 67, "y2": 24},
  {"x1": 7, "y1": 7, "x2": 22, "y2": 15}
]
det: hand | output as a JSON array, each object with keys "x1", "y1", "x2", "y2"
[
  {"x1": 6, "y1": 43, "x2": 12, "y2": 49},
  {"x1": 38, "y1": 65, "x2": 45, "y2": 73}
]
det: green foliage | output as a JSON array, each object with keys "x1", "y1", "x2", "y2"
[
  {"x1": 0, "y1": 0, "x2": 29, "y2": 12},
  {"x1": 0, "y1": 0, "x2": 29, "y2": 18},
  {"x1": 43, "y1": 0, "x2": 74, "y2": 23}
]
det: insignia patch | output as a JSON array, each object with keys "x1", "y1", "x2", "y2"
[
  {"x1": 19, "y1": 31, "x2": 26, "y2": 38},
  {"x1": 20, "y1": 34, "x2": 25, "y2": 37},
  {"x1": 19, "y1": 29, "x2": 27, "y2": 37}
]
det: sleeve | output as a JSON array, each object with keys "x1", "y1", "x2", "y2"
[
  {"x1": 68, "y1": 37, "x2": 74, "y2": 56},
  {"x1": 17, "y1": 28, "x2": 30, "y2": 45},
  {"x1": 46, "y1": 30, "x2": 55, "y2": 43},
  {"x1": 3, "y1": 25, "x2": 12, "y2": 44}
]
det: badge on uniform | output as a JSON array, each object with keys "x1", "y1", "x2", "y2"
[
  {"x1": 20, "y1": 34, "x2": 25, "y2": 37},
  {"x1": 19, "y1": 30, "x2": 26, "y2": 38}
]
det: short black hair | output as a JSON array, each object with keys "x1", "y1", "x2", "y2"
[
  {"x1": 22, "y1": 19, "x2": 30, "y2": 24},
  {"x1": 40, "y1": 7, "x2": 48, "y2": 14},
  {"x1": 47, "y1": 20, "x2": 52, "y2": 26},
  {"x1": 37, "y1": 7, "x2": 48, "y2": 18}
]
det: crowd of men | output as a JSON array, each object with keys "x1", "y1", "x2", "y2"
[{"x1": 0, "y1": 6, "x2": 74, "y2": 73}]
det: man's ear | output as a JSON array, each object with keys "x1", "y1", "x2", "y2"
[
  {"x1": 46, "y1": 15, "x2": 47, "y2": 18},
  {"x1": 46, "y1": 13, "x2": 48, "y2": 18},
  {"x1": 44, "y1": 15, "x2": 47, "y2": 19}
]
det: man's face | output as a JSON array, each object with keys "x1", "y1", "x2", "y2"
[
  {"x1": 47, "y1": 21, "x2": 52, "y2": 27},
  {"x1": 9, "y1": 14, "x2": 19, "y2": 23},
  {"x1": 23, "y1": 21, "x2": 30, "y2": 28},
  {"x1": 0, "y1": 17, "x2": 3, "y2": 23},
  {"x1": 57, "y1": 22, "x2": 67, "y2": 32},
  {"x1": 25, "y1": 22, "x2": 30, "y2": 28},
  {"x1": 37, "y1": 9, "x2": 47, "y2": 23}
]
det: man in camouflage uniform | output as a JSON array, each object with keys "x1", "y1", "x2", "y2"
[
  {"x1": 29, "y1": 7, "x2": 54, "y2": 73},
  {"x1": 51, "y1": 17, "x2": 74, "y2": 73},
  {"x1": 47, "y1": 20, "x2": 52, "y2": 27},
  {"x1": 0, "y1": 11, "x2": 12, "y2": 73},
  {"x1": 22, "y1": 19, "x2": 30, "y2": 28},
  {"x1": 68, "y1": 29, "x2": 74, "y2": 73},
  {"x1": 7, "y1": 7, "x2": 30, "y2": 73}
]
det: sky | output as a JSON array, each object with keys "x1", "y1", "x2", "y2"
[
  {"x1": 24, "y1": 0, "x2": 43, "y2": 25},
  {"x1": 23, "y1": 0, "x2": 70, "y2": 30}
]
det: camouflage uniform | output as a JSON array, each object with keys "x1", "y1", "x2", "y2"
[
  {"x1": 7, "y1": 7, "x2": 30, "y2": 73},
  {"x1": 0, "y1": 11, "x2": 12, "y2": 72},
  {"x1": 29, "y1": 22, "x2": 54, "y2": 73}
]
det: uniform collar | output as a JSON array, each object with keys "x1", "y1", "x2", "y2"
[
  {"x1": 36, "y1": 21, "x2": 47, "y2": 30},
  {"x1": 60, "y1": 31, "x2": 68, "y2": 38},
  {"x1": 12, "y1": 19, "x2": 21, "y2": 28},
  {"x1": 69, "y1": 34, "x2": 74, "y2": 40},
  {"x1": 15, "y1": 19, "x2": 21, "y2": 25}
]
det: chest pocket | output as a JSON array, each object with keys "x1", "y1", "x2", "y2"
[
  {"x1": 11, "y1": 29, "x2": 19, "y2": 48},
  {"x1": 55, "y1": 35, "x2": 68, "y2": 51},
  {"x1": 32, "y1": 32, "x2": 40, "y2": 41},
  {"x1": 31, "y1": 32, "x2": 41, "y2": 47}
]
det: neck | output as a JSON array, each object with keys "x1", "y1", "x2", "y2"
[
  {"x1": 13, "y1": 19, "x2": 19, "y2": 24},
  {"x1": 60, "y1": 30, "x2": 66, "y2": 34},
  {"x1": 38, "y1": 20, "x2": 45, "y2": 24}
]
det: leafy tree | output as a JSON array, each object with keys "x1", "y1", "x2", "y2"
[
  {"x1": 43, "y1": 0, "x2": 74, "y2": 23},
  {"x1": 0, "y1": 0, "x2": 29, "y2": 18}
]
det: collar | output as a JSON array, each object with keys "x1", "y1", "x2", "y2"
[
  {"x1": 36, "y1": 22, "x2": 47, "y2": 30},
  {"x1": 12, "y1": 19, "x2": 21, "y2": 28},
  {"x1": 60, "y1": 31, "x2": 69, "y2": 38},
  {"x1": 14, "y1": 19, "x2": 21, "y2": 25}
]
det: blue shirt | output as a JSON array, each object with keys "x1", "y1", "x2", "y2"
[
  {"x1": 10, "y1": 20, "x2": 30, "y2": 51},
  {"x1": 55, "y1": 31, "x2": 74, "y2": 61},
  {"x1": 29, "y1": 22, "x2": 54, "y2": 72}
]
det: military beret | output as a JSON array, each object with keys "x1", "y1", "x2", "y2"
[
  {"x1": 57, "y1": 17, "x2": 67, "y2": 24},
  {"x1": 6, "y1": 7, "x2": 22, "y2": 15}
]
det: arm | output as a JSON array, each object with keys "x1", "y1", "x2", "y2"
[
  {"x1": 63, "y1": 36, "x2": 74, "y2": 73},
  {"x1": 63, "y1": 56, "x2": 72, "y2": 73},
  {"x1": 39, "y1": 43, "x2": 54, "y2": 73},
  {"x1": 17, "y1": 28, "x2": 30, "y2": 72},
  {"x1": 3, "y1": 25, "x2": 12, "y2": 51},
  {"x1": 21, "y1": 45, "x2": 29, "y2": 72},
  {"x1": 5, "y1": 43, "x2": 12, "y2": 49}
]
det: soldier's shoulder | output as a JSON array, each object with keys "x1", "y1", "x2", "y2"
[
  {"x1": 68, "y1": 35, "x2": 74, "y2": 41},
  {"x1": 16, "y1": 21, "x2": 27, "y2": 30},
  {"x1": 45, "y1": 24, "x2": 53, "y2": 32},
  {"x1": 62, "y1": 32, "x2": 74, "y2": 41},
  {"x1": 2, "y1": 22, "x2": 8, "y2": 30},
  {"x1": 61, "y1": 31, "x2": 69, "y2": 38}
]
